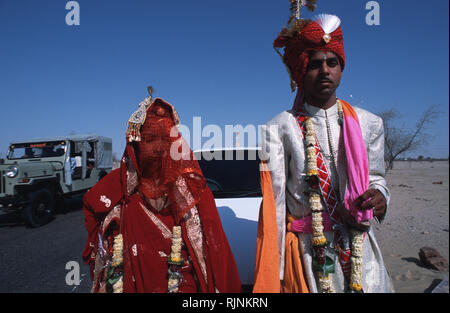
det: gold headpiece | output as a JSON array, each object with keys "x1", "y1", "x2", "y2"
[
  {"x1": 126, "y1": 86, "x2": 154, "y2": 142},
  {"x1": 126, "y1": 86, "x2": 181, "y2": 142}
]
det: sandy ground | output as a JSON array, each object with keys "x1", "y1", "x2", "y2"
[{"x1": 373, "y1": 160, "x2": 449, "y2": 293}]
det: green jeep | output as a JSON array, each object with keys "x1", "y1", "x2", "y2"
[{"x1": 0, "y1": 135, "x2": 112, "y2": 227}]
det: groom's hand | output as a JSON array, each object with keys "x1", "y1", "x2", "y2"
[{"x1": 356, "y1": 188, "x2": 386, "y2": 219}]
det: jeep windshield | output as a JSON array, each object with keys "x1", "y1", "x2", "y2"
[
  {"x1": 7, "y1": 141, "x2": 66, "y2": 160},
  {"x1": 195, "y1": 149, "x2": 262, "y2": 198}
]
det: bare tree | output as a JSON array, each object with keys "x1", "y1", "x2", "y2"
[{"x1": 379, "y1": 104, "x2": 441, "y2": 171}]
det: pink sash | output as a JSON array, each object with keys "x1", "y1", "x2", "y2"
[
  {"x1": 340, "y1": 100, "x2": 372, "y2": 223},
  {"x1": 290, "y1": 213, "x2": 334, "y2": 234}
]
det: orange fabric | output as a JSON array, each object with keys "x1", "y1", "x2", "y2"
[
  {"x1": 283, "y1": 215, "x2": 310, "y2": 293},
  {"x1": 340, "y1": 99, "x2": 359, "y2": 121},
  {"x1": 253, "y1": 162, "x2": 281, "y2": 293},
  {"x1": 253, "y1": 162, "x2": 310, "y2": 293}
]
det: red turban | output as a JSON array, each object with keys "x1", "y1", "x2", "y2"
[{"x1": 274, "y1": 15, "x2": 345, "y2": 91}]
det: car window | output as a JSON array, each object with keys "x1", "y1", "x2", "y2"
[
  {"x1": 196, "y1": 150, "x2": 261, "y2": 198},
  {"x1": 8, "y1": 141, "x2": 66, "y2": 159}
]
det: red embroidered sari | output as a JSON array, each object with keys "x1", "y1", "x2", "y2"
[{"x1": 82, "y1": 98, "x2": 241, "y2": 293}]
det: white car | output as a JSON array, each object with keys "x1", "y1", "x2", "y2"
[{"x1": 194, "y1": 148, "x2": 262, "y2": 289}]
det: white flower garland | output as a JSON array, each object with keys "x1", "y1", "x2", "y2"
[
  {"x1": 304, "y1": 117, "x2": 334, "y2": 293},
  {"x1": 108, "y1": 227, "x2": 186, "y2": 293},
  {"x1": 349, "y1": 229, "x2": 364, "y2": 292},
  {"x1": 111, "y1": 233, "x2": 124, "y2": 293},
  {"x1": 168, "y1": 226, "x2": 184, "y2": 293},
  {"x1": 304, "y1": 102, "x2": 365, "y2": 293}
]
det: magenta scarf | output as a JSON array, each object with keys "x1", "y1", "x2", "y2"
[{"x1": 340, "y1": 100, "x2": 372, "y2": 224}]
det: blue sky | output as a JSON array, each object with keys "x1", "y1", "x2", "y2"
[{"x1": 0, "y1": 0, "x2": 448, "y2": 159}]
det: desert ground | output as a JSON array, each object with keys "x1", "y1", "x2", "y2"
[{"x1": 373, "y1": 160, "x2": 449, "y2": 293}]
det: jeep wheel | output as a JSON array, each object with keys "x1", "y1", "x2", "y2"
[{"x1": 22, "y1": 189, "x2": 55, "y2": 227}]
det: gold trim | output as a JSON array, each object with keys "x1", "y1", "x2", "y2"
[
  {"x1": 184, "y1": 206, "x2": 208, "y2": 284},
  {"x1": 139, "y1": 202, "x2": 172, "y2": 239}
]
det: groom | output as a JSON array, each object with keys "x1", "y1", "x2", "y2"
[{"x1": 253, "y1": 9, "x2": 393, "y2": 293}]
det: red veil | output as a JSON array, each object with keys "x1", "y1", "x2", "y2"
[{"x1": 82, "y1": 97, "x2": 241, "y2": 293}]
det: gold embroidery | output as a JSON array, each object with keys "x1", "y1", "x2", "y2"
[
  {"x1": 185, "y1": 206, "x2": 208, "y2": 283},
  {"x1": 139, "y1": 202, "x2": 172, "y2": 239},
  {"x1": 92, "y1": 252, "x2": 104, "y2": 293},
  {"x1": 132, "y1": 244, "x2": 138, "y2": 256},
  {"x1": 175, "y1": 176, "x2": 195, "y2": 209},
  {"x1": 126, "y1": 159, "x2": 138, "y2": 195},
  {"x1": 100, "y1": 195, "x2": 111, "y2": 208},
  {"x1": 101, "y1": 205, "x2": 121, "y2": 234}
]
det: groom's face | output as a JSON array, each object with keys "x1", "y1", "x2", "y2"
[{"x1": 303, "y1": 50, "x2": 342, "y2": 100}]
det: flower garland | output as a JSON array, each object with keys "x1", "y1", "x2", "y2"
[
  {"x1": 304, "y1": 117, "x2": 335, "y2": 293},
  {"x1": 167, "y1": 226, "x2": 184, "y2": 293},
  {"x1": 349, "y1": 229, "x2": 364, "y2": 292},
  {"x1": 108, "y1": 233, "x2": 124, "y2": 293},
  {"x1": 104, "y1": 227, "x2": 187, "y2": 293},
  {"x1": 303, "y1": 101, "x2": 365, "y2": 293}
]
